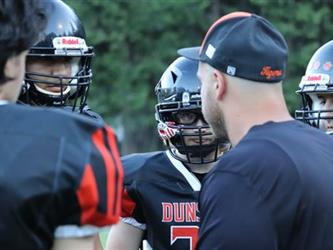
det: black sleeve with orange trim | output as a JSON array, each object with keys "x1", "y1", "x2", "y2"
[
  {"x1": 119, "y1": 153, "x2": 156, "y2": 224},
  {"x1": 76, "y1": 125, "x2": 124, "y2": 226}
]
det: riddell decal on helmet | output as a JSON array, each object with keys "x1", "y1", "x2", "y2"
[
  {"x1": 260, "y1": 66, "x2": 283, "y2": 80},
  {"x1": 52, "y1": 36, "x2": 88, "y2": 54},
  {"x1": 299, "y1": 73, "x2": 330, "y2": 91},
  {"x1": 157, "y1": 122, "x2": 177, "y2": 140}
]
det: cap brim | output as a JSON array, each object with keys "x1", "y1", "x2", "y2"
[{"x1": 177, "y1": 47, "x2": 201, "y2": 61}]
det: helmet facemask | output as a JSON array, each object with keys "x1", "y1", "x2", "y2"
[
  {"x1": 295, "y1": 40, "x2": 333, "y2": 135},
  {"x1": 296, "y1": 74, "x2": 333, "y2": 134},
  {"x1": 156, "y1": 90, "x2": 230, "y2": 164},
  {"x1": 155, "y1": 57, "x2": 230, "y2": 164},
  {"x1": 156, "y1": 111, "x2": 230, "y2": 164},
  {"x1": 21, "y1": 39, "x2": 93, "y2": 112}
]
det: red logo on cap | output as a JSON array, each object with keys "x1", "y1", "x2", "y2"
[{"x1": 260, "y1": 66, "x2": 283, "y2": 80}]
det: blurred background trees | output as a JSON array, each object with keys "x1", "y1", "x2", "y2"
[{"x1": 66, "y1": 0, "x2": 333, "y2": 154}]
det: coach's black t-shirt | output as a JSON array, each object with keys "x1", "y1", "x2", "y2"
[{"x1": 198, "y1": 120, "x2": 333, "y2": 250}]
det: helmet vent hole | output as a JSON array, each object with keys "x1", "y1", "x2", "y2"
[{"x1": 171, "y1": 71, "x2": 178, "y2": 84}]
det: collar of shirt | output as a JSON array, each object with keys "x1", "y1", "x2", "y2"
[{"x1": 0, "y1": 100, "x2": 10, "y2": 105}]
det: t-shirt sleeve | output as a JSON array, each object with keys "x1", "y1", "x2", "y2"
[
  {"x1": 197, "y1": 171, "x2": 277, "y2": 250},
  {"x1": 75, "y1": 125, "x2": 124, "y2": 227}
]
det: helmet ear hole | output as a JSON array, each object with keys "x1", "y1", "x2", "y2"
[{"x1": 171, "y1": 71, "x2": 178, "y2": 83}]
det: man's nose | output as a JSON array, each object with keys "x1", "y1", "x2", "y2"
[
  {"x1": 195, "y1": 118, "x2": 206, "y2": 126},
  {"x1": 323, "y1": 99, "x2": 333, "y2": 123},
  {"x1": 194, "y1": 119, "x2": 209, "y2": 133},
  {"x1": 51, "y1": 64, "x2": 70, "y2": 76},
  {"x1": 325, "y1": 98, "x2": 333, "y2": 110}
]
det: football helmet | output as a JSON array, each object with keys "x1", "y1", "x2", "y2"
[
  {"x1": 295, "y1": 40, "x2": 333, "y2": 133},
  {"x1": 19, "y1": 0, "x2": 93, "y2": 112},
  {"x1": 155, "y1": 57, "x2": 230, "y2": 164}
]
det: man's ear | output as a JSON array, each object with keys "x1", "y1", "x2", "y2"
[
  {"x1": 213, "y1": 69, "x2": 227, "y2": 100},
  {"x1": 4, "y1": 55, "x2": 20, "y2": 80}
]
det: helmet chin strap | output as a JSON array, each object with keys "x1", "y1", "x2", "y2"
[
  {"x1": 35, "y1": 84, "x2": 71, "y2": 96},
  {"x1": 171, "y1": 146, "x2": 216, "y2": 166},
  {"x1": 326, "y1": 130, "x2": 333, "y2": 136}
]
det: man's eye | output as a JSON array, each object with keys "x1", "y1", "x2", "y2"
[
  {"x1": 175, "y1": 112, "x2": 197, "y2": 124},
  {"x1": 319, "y1": 98, "x2": 326, "y2": 105}
]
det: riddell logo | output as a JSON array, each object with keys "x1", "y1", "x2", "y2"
[
  {"x1": 307, "y1": 75, "x2": 322, "y2": 81},
  {"x1": 260, "y1": 66, "x2": 283, "y2": 80},
  {"x1": 62, "y1": 38, "x2": 79, "y2": 45}
]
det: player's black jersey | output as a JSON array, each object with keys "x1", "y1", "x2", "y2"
[
  {"x1": 0, "y1": 104, "x2": 123, "y2": 250},
  {"x1": 121, "y1": 151, "x2": 202, "y2": 250},
  {"x1": 62, "y1": 104, "x2": 104, "y2": 123}
]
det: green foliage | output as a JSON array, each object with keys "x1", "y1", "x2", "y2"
[{"x1": 65, "y1": 0, "x2": 333, "y2": 154}]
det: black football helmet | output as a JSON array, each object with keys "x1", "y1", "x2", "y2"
[
  {"x1": 19, "y1": 0, "x2": 93, "y2": 112},
  {"x1": 155, "y1": 57, "x2": 230, "y2": 164},
  {"x1": 295, "y1": 40, "x2": 333, "y2": 133}
]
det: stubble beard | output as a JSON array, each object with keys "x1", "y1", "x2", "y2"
[
  {"x1": 210, "y1": 111, "x2": 229, "y2": 142},
  {"x1": 203, "y1": 100, "x2": 229, "y2": 143}
]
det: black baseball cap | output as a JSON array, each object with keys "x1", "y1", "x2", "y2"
[{"x1": 178, "y1": 12, "x2": 288, "y2": 83}]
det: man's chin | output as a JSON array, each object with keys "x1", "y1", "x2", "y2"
[
  {"x1": 211, "y1": 125, "x2": 226, "y2": 139},
  {"x1": 325, "y1": 128, "x2": 333, "y2": 135}
]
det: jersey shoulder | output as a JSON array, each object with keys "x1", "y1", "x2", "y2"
[
  {"x1": 121, "y1": 151, "x2": 167, "y2": 183},
  {"x1": 2, "y1": 104, "x2": 106, "y2": 140}
]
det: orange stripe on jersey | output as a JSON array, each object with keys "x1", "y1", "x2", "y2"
[
  {"x1": 76, "y1": 164, "x2": 99, "y2": 224},
  {"x1": 105, "y1": 126, "x2": 123, "y2": 217},
  {"x1": 121, "y1": 188, "x2": 136, "y2": 217},
  {"x1": 76, "y1": 127, "x2": 123, "y2": 226},
  {"x1": 91, "y1": 127, "x2": 123, "y2": 225}
]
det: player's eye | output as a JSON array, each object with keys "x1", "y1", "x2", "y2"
[
  {"x1": 174, "y1": 111, "x2": 196, "y2": 125},
  {"x1": 318, "y1": 95, "x2": 326, "y2": 105},
  {"x1": 173, "y1": 111, "x2": 207, "y2": 125}
]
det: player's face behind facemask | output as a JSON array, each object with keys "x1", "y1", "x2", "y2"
[
  {"x1": 309, "y1": 92, "x2": 333, "y2": 135},
  {"x1": 18, "y1": 0, "x2": 93, "y2": 112},
  {"x1": 23, "y1": 56, "x2": 84, "y2": 108},
  {"x1": 295, "y1": 40, "x2": 333, "y2": 136},
  {"x1": 20, "y1": 50, "x2": 92, "y2": 112},
  {"x1": 26, "y1": 56, "x2": 72, "y2": 95},
  {"x1": 155, "y1": 57, "x2": 230, "y2": 165},
  {"x1": 161, "y1": 108, "x2": 230, "y2": 164}
]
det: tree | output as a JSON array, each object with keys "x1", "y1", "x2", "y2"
[{"x1": 66, "y1": 0, "x2": 333, "y2": 154}]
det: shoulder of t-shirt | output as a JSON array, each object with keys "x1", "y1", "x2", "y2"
[
  {"x1": 121, "y1": 151, "x2": 165, "y2": 184},
  {"x1": 207, "y1": 138, "x2": 301, "y2": 198}
]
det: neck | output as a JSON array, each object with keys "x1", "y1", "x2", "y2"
[
  {"x1": 227, "y1": 107, "x2": 292, "y2": 146},
  {"x1": 173, "y1": 150, "x2": 215, "y2": 174},
  {"x1": 0, "y1": 81, "x2": 19, "y2": 102},
  {"x1": 187, "y1": 161, "x2": 214, "y2": 174},
  {"x1": 0, "y1": 99, "x2": 9, "y2": 105},
  {"x1": 221, "y1": 83, "x2": 293, "y2": 146}
]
